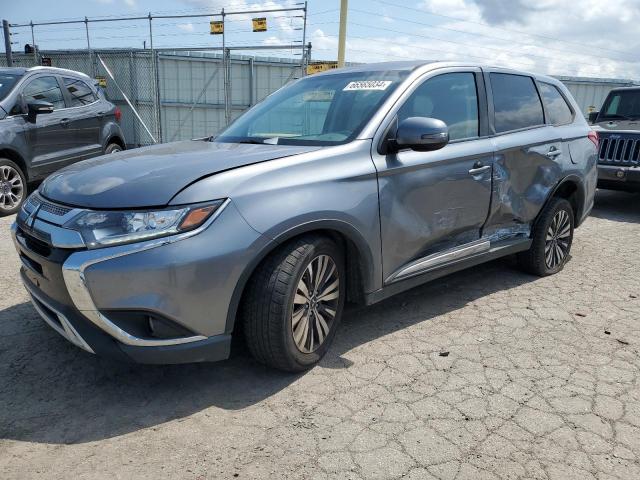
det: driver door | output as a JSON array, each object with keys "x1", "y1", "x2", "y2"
[{"x1": 371, "y1": 69, "x2": 494, "y2": 283}]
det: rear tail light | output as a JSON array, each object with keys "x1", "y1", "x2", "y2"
[
  {"x1": 588, "y1": 130, "x2": 599, "y2": 149},
  {"x1": 114, "y1": 106, "x2": 122, "y2": 123}
]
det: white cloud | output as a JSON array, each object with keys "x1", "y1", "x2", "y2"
[
  {"x1": 310, "y1": 0, "x2": 640, "y2": 79},
  {"x1": 124, "y1": 0, "x2": 136, "y2": 6},
  {"x1": 177, "y1": 23, "x2": 195, "y2": 32}
]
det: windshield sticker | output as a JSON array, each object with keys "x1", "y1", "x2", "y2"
[{"x1": 343, "y1": 80, "x2": 392, "y2": 91}]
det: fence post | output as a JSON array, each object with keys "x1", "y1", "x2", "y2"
[
  {"x1": 84, "y1": 17, "x2": 95, "y2": 77},
  {"x1": 30, "y1": 21, "x2": 37, "y2": 65},
  {"x1": 148, "y1": 13, "x2": 162, "y2": 143},
  {"x1": 301, "y1": 1, "x2": 307, "y2": 77},
  {"x1": 2, "y1": 20, "x2": 12, "y2": 66},
  {"x1": 129, "y1": 50, "x2": 139, "y2": 147},
  {"x1": 248, "y1": 57, "x2": 255, "y2": 106}
]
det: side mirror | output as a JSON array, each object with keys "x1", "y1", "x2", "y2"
[
  {"x1": 27, "y1": 101, "x2": 54, "y2": 122},
  {"x1": 394, "y1": 117, "x2": 449, "y2": 152},
  {"x1": 588, "y1": 111, "x2": 599, "y2": 124}
]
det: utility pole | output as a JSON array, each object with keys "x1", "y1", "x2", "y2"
[
  {"x1": 2, "y1": 20, "x2": 12, "y2": 66},
  {"x1": 337, "y1": 0, "x2": 348, "y2": 67}
]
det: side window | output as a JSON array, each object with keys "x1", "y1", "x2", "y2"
[
  {"x1": 398, "y1": 72, "x2": 479, "y2": 141},
  {"x1": 22, "y1": 76, "x2": 65, "y2": 109},
  {"x1": 539, "y1": 82, "x2": 573, "y2": 125},
  {"x1": 490, "y1": 73, "x2": 544, "y2": 133},
  {"x1": 63, "y1": 77, "x2": 97, "y2": 106}
]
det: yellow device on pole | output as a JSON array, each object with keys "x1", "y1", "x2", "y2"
[
  {"x1": 252, "y1": 18, "x2": 267, "y2": 32},
  {"x1": 210, "y1": 20, "x2": 223, "y2": 35}
]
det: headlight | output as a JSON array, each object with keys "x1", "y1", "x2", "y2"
[{"x1": 65, "y1": 200, "x2": 226, "y2": 249}]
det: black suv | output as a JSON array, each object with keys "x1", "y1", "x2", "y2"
[
  {"x1": 0, "y1": 66, "x2": 125, "y2": 215},
  {"x1": 589, "y1": 86, "x2": 640, "y2": 191}
]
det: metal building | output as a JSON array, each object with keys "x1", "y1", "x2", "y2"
[{"x1": 555, "y1": 76, "x2": 640, "y2": 116}]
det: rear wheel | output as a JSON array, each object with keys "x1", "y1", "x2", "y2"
[
  {"x1": 518, "y1": 197, "x2": 574, "y2": 276},
  {"x1": 242, "y1": 235, "x2": 345, "y2": 372},
  {"x1": 0, "y1": 159, "x2": 26, "y2": 216},
  {"x1": 105, "y1": 143, "x2": 123, "y2": 154}
]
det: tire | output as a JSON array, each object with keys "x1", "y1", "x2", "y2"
[
  {"x1": 0, "y1": 159, "x2": 27, "y2": 217},
  {"x1": 518, "y1": 197, "x2": 574, "y2": 276},
  {"x1": 105, "y1": 143, "x2": 123, "y2": 154},
  {"x1": 242, "y1": 235, "x2": 346, "y2": 372}
]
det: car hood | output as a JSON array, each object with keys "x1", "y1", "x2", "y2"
[
  {"x1": 594, "y1": 120, "x2": 640, "y2": 132},
  {"x1": 40, "y1": 140, "x2": 321, "y2": 209}
]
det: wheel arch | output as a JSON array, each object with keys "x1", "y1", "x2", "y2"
[
  {"x1": 0, "y1": 147, "x2": 28, "y2": 181},
  {"x1": 105, "y1": 135, "x2": 126, "y2": 151},
  {"x1": 224, "y1": 220, "x2": 375, "y2": 334},
  {"x1": 539, "y1": 175, "x2": 586, "y2": 228}
]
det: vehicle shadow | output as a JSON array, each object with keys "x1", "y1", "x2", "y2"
[
  {"x1": 590, "y1": 189, "x2": 640, "y2": 224},
  {"x1": 0, "y1": 256, "x2": 536, "y2": 445}
]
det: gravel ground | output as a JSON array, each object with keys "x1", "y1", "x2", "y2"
[{"x1": 1, "y1": 189, "x2": 640, "y2": 480}]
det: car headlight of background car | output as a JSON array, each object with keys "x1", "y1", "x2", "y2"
[{"x1": 64, "y1": 200, "x2": 226, "y2": 249}]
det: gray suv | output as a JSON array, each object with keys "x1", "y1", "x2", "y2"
[
  {"x1": 12, "y1": 62, "x2": 597, "y2": 371},
  {"x1": 0, "y1": 66, "x2": 125, "y2": 215}
]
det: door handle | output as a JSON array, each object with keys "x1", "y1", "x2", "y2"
[
  {"x1": 60, "y1": 118, "x2": 70, "y2": 127},
  {"x1": 468, "y1": 164, "x2": 491, "y2": 175},
  {"x1": 546, "y1": 148, "x2": 562, "y2": 158}
]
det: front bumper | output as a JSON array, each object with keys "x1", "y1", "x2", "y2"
[
  {"x1": 12, "y1": 196, "x2": 271, "y2": 364},
  {"x1": 597, "y1": 165, "x2": 640, "y2": 191}
]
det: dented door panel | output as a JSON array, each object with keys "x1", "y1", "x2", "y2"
[
  {"x1": 483, "y1": 126, "x2": 565, "y2": 240},
  {"x1": 376, "y1": 139, "x2": 494, "y2": 283}
]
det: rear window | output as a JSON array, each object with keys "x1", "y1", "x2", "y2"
[
  {"x1": 539, "y1": 82, "x2": 573, "y2": 125},
  {"x1": 490, "y1": 73, "x2": 544, "y2": 133},
  {"x1": 63, "y1": 77, "x2": 97, "y2": 106}
]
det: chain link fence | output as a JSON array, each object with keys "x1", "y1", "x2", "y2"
[
  {"x1": 0, "y1": 48, "x2": 308, "y2": 147},
  {"x1": 2, "y1": 5, "x2": 310, "y2": 147}
]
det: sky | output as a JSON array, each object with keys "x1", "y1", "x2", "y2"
[{"x1": 3, "y1": 0, "x2": 640, "y2": 79}]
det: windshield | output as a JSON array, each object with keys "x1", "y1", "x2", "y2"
[
  {"x1": 0, "y1": 73, "x2": 22, "y2": 102},
  {"x1": 599, "y1": 90, "x2": 640, "y2": 121},
  {"x1": 215, "y1": 70, "x2": 409, "y2": 146}
]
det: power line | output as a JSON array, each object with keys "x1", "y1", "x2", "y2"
[
  {"x1": 351, "y1": 7, "x2": 637, "y2": 65},
  {"x1": 370, "y1": 0, "x2": 637, "y2": 59},
  {"x1": 348, "y1": 21, "x2": 605, "y2": 71}
]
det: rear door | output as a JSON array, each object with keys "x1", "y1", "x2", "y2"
[
  {"x1": 61, "y1": 76, "x2": 102, "y2": 160},
  {"x1": 372, "y1": 68, "x2": 494, "y2": 283},
  {"x1": 483, "y1": 71, "x2": 565, "y2": 238}
]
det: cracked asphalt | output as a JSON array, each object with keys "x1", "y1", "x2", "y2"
[{"x1": 1, "y1": 189, "x2": 640, "y2": 480}]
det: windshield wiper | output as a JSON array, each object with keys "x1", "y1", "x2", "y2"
[
  {"x1": 602, "y1": 114, "x2": 633, "y2": 121},
  {"x1": 235, "y1": 139, "x2": 266, "y2": 144}
]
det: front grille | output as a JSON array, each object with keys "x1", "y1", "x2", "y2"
[
  {"x1": 27, "y1": 193, "x2": 72, "y2": 217},
  {"x1": 18, "y1": 227, "x2": 52, "y2": 257},
  {"x1": 599, "y1": 134, "x2": 640, "y2": 166},
  {"x1": 38, "y1": 199, "x2": 72, "y2": 217}
]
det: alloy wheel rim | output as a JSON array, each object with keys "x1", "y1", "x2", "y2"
[
  {"x1": 0, "y1": 166, "x2": 24, "y2": 211},
  {"x1": 545, "y1": 210, "x2": 571, "y2": 269},
  {"x1": 110, "y1": 146, "x2": 122, "y2": 153},
  {"x1": 291, "y1": 254, "x2": 340, "y2": 353}
]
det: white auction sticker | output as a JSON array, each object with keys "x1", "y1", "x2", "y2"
[{"x1": 343, "y1": 80, "x2": 392, "y2": 91}]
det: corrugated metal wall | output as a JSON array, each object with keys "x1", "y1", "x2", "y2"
[{"x1": 555, "y1": 76, "x2": 640, "y2": 116}]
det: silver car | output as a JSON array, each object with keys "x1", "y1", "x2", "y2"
[{"x1": 12, "y1": 61, "x2": 598, "y2": 371}]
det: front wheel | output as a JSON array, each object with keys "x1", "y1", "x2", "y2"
[
  {"x1": 242, "y1": 235, "x2": 346, "y2": 372},
  {"x1": 518, "y1": 197, "x2": 574, "y2": 276},
  {"x1": 0, "y1": 159, "x2": 27, "y2": 217}
]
